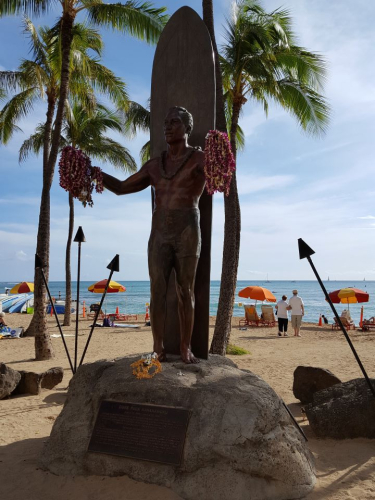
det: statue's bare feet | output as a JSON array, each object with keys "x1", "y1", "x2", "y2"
[
  {"x1": 181, "y1": 348, "x2": 199, "y2": 364},
  {"x1": 154, "y1": 350, "x2": 167, "y2": 362}
]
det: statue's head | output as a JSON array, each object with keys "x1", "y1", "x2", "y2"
[{"x1": 164, "y1": 106, "x2": 193, "y2": 142}]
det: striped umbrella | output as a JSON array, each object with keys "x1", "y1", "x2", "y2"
[
  {"x1": 88, "y1": 280, "x2": 126, "y2": 294},
  {"x1": 10, "y1": 282, "x2": 34, "y2": 294},
  {"x1": 327, "y1": 287, "x2": 369, "y2": 310}
]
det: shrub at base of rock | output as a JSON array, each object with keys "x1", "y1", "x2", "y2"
[
  {"x1": 40, "y1": 355, "x2": 315, "y2": 500},
  {"x1": 305, "y1": 378, "x2": 375, "y2": 439},
  {"x1": 0, "y1": 363, "x2": 21, "y2": 399},
  {"x1": 293, "y1": 366, "x2": 341, "y2": 404}
]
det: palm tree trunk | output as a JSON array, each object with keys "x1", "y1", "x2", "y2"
[
  {"x1": 63, "y1": 193, "x2": 74, "y2": 326},
  {"x1": 202, "y1": 0, "x2": 242, "y2": 355},
  {"x1": 26, "y1": 96, "x2": 56, "y2": 360},
  {"x1": 28, "y1": 11, "x2": 75, "y2": 358},
  {"x1": 202, "y1": 0, "x2": 226, "y2": 132},
  {"x1": 212, "y1": 100, "x2": 242, "y2": 352},
  {"x1": 47, "y1": 11, "x2": 75, "y2": 177}
]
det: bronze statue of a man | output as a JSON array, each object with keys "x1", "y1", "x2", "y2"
[{"x1": 101, "y1": 106, "x2": 205, "y2": 363}]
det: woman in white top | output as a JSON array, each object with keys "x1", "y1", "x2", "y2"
[{"x1": 275, "y1": 295, "x2": 289, "y2": 337}]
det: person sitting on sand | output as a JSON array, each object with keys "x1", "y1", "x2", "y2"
[
  {"x1": 322, "y1": 314, "x2": 329, "y2": 324},
  {"x1": 0, "y1": 312, "x2": 7, "y2": 327}
]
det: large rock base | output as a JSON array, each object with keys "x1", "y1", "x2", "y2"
[{"x1": 41, "y1": 355, "x2": 315, "y2": 500}]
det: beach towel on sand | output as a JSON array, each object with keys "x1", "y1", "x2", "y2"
[{"x1": 0, "y1": 326, "x2": 24, "y2": 338}]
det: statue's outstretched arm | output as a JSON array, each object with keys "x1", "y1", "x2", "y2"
[{"x1": 102, "y1": 164, "x2": 151, "y2": 196}]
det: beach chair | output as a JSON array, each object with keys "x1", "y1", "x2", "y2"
[
  {"x1": 332, "y1": 310, "x2": 355, "y2": 330},
  {"x1": 361, "y1": 317, "x2": 375, "y2": 332},
  {"x1": 87, "y1": 303, "x2": 105, "y2": 321},
  {"x1": 239, "y1": 305, "x2": 260, "y2": 327},
  {"x1": 260, "y1": 305, "x2": 276, "y2": 327},
  {"x1": 108, "y1": 313, "x2": 138, "y2": 322}
]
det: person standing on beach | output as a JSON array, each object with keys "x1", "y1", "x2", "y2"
[
  {"x1": 275, "y1": 295, "x2": 289, "y2": 337},
  {"x1": 288, "y1": 289, "x2": 304, "y2": 337},
  {"x1": 97, "y1": 106, "x2": 205, "y2": 364}
]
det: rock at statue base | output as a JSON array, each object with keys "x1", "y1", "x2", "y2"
[
  {"x1": 0, "y1": 363, "x2": 21, "y2": 399},
  {"x1": 41, "y1": 355, "x2": 315, "y2": 500},
  {"x1": 306, "y1": 378, "x2": 375, "y2": 439},
  {"x1": 293, "y1": 366, "x2": 341, "y2": 403}
]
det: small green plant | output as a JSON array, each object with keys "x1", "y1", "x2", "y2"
[{"x1": 226, "y1": 344, "x2": 250, "y2": 355}]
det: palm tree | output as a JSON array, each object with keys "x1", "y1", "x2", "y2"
[
  {"x1": 21, "y1": 102, "x2": 137, "y2": 325},
  {"x1": 0, "y1": 20, "x2": 128, "y2": 358},
  {"x1": 209, "y1": 0, "x2": 330, "y2": 354},
  {"x1": 1, "y1": 1, "x2": 167, "y2": 360},
  {"x1": 123, "y1": 99, "x2": 150, "y2": 163}
]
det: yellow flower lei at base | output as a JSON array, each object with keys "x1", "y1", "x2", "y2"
[{"x1": 131, "y1": 353, "x2": 162, "y2": 379}]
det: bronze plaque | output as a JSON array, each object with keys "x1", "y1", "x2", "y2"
[{"x1": 88, "y1": 400, "x2": 190, "y2": 465}]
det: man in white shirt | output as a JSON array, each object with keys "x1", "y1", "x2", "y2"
[
  {"x1": 288, "y1": 289, "x2": 304, "y2": 337},
  {"x1": 275, "y1": 295, "x2": 289, "y2": 337}
]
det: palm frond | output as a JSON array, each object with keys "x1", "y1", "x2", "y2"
[
  {"x1": 122, "y1": 99, "x2": 150, "y2": 137},
  {"x1": 0, "y1": 0, "x2": 55, "y2": 16},
  {"x1": 275, "y1": 79, "x2": 330, "y2": 136},
  {"x1": 85, "y1": 1, "x2": 168, "y2": 44},
  {"x1": 86, "y1": 137, "x2": 137, "y2": 172},
  {"x1": 140, "y1": 140, "x2": 150, "y2": 163},
  {"x1": 18, "y1": 123, "x2": 45, "y2": 162},
  {"x1": 0, "y1": 87, "x2": 38, "y2": 143},
  {"x1": 23, "y1": 17, "x2": 47, "y2": 66},
  {"x1": 0, "y1": 71, "x2": 24, "y2": 92}
]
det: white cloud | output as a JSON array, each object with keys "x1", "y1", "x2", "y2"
[
  {"x1": 237, "y1": 173, "x2": 295, "y2": 195},
  {"x1": 15, "y1": 250, "x2": 28, "y2": 261}
]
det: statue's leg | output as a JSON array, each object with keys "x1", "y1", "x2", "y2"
[
  {"x1": 148, "y1": 230, "x2": 173, "y2": 361},
  {"x1": 174, "y1": 255, "x2": 200, "y2": 364}
]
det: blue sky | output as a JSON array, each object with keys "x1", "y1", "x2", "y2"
[{"x1": 0, "y1": 0, "x2": 374, "y2": 282}]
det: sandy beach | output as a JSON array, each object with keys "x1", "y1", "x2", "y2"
[{"x1": 1, "y1": 313, "x2": 375, "y2": 500}]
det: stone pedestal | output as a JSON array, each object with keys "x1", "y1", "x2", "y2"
[{"x1": 41, "y1": 355, "x2": 315, "y2": 500}]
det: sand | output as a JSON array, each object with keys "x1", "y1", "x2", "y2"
[{"x1": 1, "y1": 313, "x2": 375, "y2": 500}]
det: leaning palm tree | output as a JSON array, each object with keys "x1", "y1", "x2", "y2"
[
  {"x1": 209, "y1": 0, "x2": 330, "y2": 355},
  {"x1": 0, "y1": 20, "x2": 128, "y2": 358},
  {"x1": 21, "y1": 102, "x2": 137, "y2": 325},
  {"x1": 1, "y1": 2, "x2": 167, "y2": 360}
]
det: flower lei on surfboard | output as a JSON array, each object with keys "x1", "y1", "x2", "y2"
[
  {"x1": 204, "y1": 130, "x2": 235, "y2": 196},
  {"x1": 59, "y1": 146, "x2": 104, "y2": 207}
]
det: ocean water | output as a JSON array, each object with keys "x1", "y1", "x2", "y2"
[{"x1": 1, "y1": 280, "x2": 374, "y2": 325}]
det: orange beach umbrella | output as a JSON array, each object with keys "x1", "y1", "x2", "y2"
[
  {"x1": 10, "y1": 282, "x2": 34, "y2": 294},
  {"x1": 238, "y1": 286, "x2": 276, "y2": 303},
  {"x1": 88, "y1": 279, "x2": 126, "y2": 294}
]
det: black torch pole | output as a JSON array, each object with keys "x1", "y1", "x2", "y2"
[
  {"x1": 73, "y1": 227, "x2": 86, "y2": 374},
  {"x1": 79, "y1": 254, "x2": 120, "y2": 367},
  {"x1": 298, "y1": 238, "x2": 375, "y2": 399},
  {"x1": 35, "y1": 254, "x2": 74, "y2": 374}
]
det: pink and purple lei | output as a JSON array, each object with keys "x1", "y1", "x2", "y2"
[
  {"x1": 204, "y1": 130, "x2": 235, "y2": 196},
  {"x1": 59, "y1": 146, "x2": 103, "y2": 207}
]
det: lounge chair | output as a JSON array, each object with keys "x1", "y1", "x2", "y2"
[
  {"x1": 87, "y1": 303, "x2": 105, "y2": 321},
  {"x1": 362, "y1": 317, "x2": 375, "y2": 332},
  {"x1": 260, "y1": 305, "x2": 276, "y2": 327},
  {"x1": 108, "y1": 312, "x2": 138, "y2": 322},
  {"x1": 239, "y1": 305, "x2": 260, "y2": 327},
  {"x1": 332, "y1": 310, "x2": 355, "y2": 330}
]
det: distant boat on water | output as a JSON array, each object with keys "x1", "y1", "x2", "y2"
[{"x1": 265, "y1": 274, "x2": 270, "y2": 283}]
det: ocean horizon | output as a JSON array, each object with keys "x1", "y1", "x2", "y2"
[{"x1": 1, "y1": 280, "x2": 374, "y2": 325}]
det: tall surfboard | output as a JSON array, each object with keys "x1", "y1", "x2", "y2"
[{"x1": 150, "y1": 6, "x2": 215, "y2": 359}]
